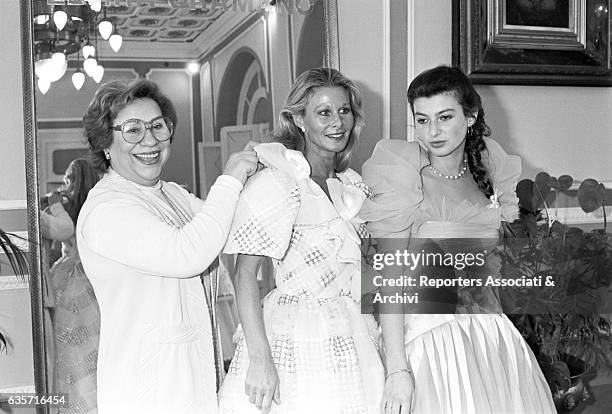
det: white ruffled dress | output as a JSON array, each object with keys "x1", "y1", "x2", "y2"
[
  {"x1": 361, "y1": 138, "x2": 556, "y2": 414},
  {"x1": 218, "y1": 143, "x2": 384, "y2": 414}
]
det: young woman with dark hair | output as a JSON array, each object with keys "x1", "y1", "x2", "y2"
[{"x1": 361, "y1": 66, "x2": 556, "y2": 414}]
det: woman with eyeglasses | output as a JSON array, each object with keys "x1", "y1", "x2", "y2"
[{"x1": 76, "y1": 79, "x2": 258, "y2": 413}]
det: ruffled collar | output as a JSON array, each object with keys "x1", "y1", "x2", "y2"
[
  {"x1": 255, "y1": 143, "x2": 374, "y2": 301},
  {"x1": 254, "y1": 143, "x2": 370, "y2": 227}
]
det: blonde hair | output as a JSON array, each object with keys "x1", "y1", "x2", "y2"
[{"x1": 270, "y1": 67, "x2": 364, "y2": 173}]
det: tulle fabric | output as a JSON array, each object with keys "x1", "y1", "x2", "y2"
[{"x1": 361, "y1": 137, "x2": 521, "y2": 238}]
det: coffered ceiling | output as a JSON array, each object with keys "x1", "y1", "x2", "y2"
[{"x1": 98, "y1": 0, "x2": 258, "y2": 61}]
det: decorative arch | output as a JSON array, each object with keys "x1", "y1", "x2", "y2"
[{"x1": 215, "y1": 48, "x2": 273, "y2": 140}]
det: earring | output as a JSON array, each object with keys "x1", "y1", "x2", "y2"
[
  {"x1": 467, "y1": 126, "x2": 473, "y2": 136},
  {"x1": 105, "y1": 152, "x2": 111, "y2": 161}
]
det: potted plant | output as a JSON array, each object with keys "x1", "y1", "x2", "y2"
[
  {"x1": 499, "y1": 172, "x2": 612, "y2": 412},
  {"x1": 0, "y1": 228, "x2": 29, "y2": 352}
]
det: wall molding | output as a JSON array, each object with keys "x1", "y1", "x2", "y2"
[
  {"x1": 0, "y1": 385, "x2": 36, "y2": 398},
  {"x1": 552, "y1": 206, "x2": 612, "y2": 225},
  {"x1": 567, "y1": 180, "x2": 612, "y2": 191},
  {"x1": 0, "y1": 200, "x2": 26, "y2": 210},
  {"x1": 406, "y1": 0, "x2": 416, "y2": 142},
  {"x1": 1, "y1": 231, "x2": 29, "y2": 253},
  {"x1": 0, "y1": 275, "x2": 30, "y2": 291},
  {"x1": 382, "y1": 0, "x2": 391, "y2": 141}
]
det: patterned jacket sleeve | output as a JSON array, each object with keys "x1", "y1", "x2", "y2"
[{"x1": 223, "y1": 168, "x2": 301, "y2": 260}]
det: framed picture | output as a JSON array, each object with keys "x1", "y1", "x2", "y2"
[{"x1": 453, "y1": 0, "x2": 612, "y2": 85}]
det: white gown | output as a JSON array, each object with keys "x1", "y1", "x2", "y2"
[{"x1": 361, "y1": 138, "x2": 557, "y2": 414}]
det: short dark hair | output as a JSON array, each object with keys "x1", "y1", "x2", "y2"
[{"x1": 82, "y1": 79, "x2": 177, "y2": 173}]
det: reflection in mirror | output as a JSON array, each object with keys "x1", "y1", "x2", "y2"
[
  {"x1": 0, "y1": 0, "x2": 40, "y2": 409},
  {"x1": 28, "y1": 0, "x2": 335, "y2": 410}
]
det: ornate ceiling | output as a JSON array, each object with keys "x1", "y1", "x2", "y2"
[{"x1": 106, "y1": 1, "x2": 226, "y2": 44}]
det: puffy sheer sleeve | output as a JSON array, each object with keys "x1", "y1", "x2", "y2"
[
  {"x1": 223, "y1": 167, "x2": 300, "y2": 260},
  {"x1": 360, "y1": 139, "x2": 425, "y2": 238},
  {"x1": 482, "y1": 137, "x2": 522, "y2": 221}
]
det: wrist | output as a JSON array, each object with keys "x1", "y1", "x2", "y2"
[{"x1": 247, "y1": 346, "x2": 272, "y2": 361}]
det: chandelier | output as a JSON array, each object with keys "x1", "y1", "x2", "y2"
[{"x1": 33, "y1": 0, "x2": 123, "y2": 94}]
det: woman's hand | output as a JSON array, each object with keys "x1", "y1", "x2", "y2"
[
  {"x1": 382, "y1": 370, "x2": 414, "y2": 414},
  {"x1": 224, "y1": 149, "x2": 259, "y2": 185},
  {"x1": 245, "y1": 354, "x2": 280, "y2": 414}
]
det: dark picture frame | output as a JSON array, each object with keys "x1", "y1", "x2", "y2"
[{"x1": 453, "y1": 0, "x2": 612, "y2": 86}]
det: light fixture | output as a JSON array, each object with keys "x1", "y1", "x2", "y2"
[
  {"x1": 34, "y1": 14, "x2": 49, "y2": 25},
  {"x1": 35, "y1": 57, "x2": 67, "y2": 82},
  {"x1": 98, "y1": 8, "x2": 113, "y2": 41},
  {"x1": 82, "y1": 44, "x2": 95, "y2": 59},
  {"x1": 33, "y1": 0, "x2": 122, "y2": 92},
  {"x1": 38, "y1": 78, "x2": 51, "y2": 94},
  {"x1": 98, "y1": 18, "x2": 113, "y2": 40},
  {"x1": 83, "y1": 57, "x2": 97, "y2": 77},
  {"x1": 92, "y1": 65, "x2": 104, "y2": 83},
  {"x1": 72, "y1": 52, "x2": 85, "y2": 90},
  {"x1": 186, "y1": 62, "x2": 200, "y2": 75},
  {"x1": 72, "y1": 70, "x2": 85, "y2": 90},
  {"x1": 109, "y1": 32, "x2": 122, "y2": 52},
  {"x1": 88, "y1": 0, "x2": 102, "y2": 13},
  {"x1": 53, "y1": 9, "x2": 68, "y2": 31},
  {"x1": 51, "y1": 52, "x2": 66, "y2": 67}
]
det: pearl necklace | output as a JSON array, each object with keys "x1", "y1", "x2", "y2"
[{"x1": 428, "y1": 156, "x2": 468, "y2": 180}]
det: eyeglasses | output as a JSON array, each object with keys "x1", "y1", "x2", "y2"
[{"x1": 111, "y1": 116, "x2": 175, "y2": 144}]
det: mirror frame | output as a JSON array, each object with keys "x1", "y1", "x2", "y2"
[
  {"x1": 20, "y1": 1, "x2": 339, "y2": 411},
  {"x1": 20, "y1": 1, "x2": 49, "y2": 411}
]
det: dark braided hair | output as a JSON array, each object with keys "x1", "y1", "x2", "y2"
[{"x1": 407, "y1": 65, "x2": 494, "y2": 198}]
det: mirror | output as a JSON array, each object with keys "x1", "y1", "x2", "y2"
[{"x1": 18, "y1": 0, "x2": 338, "y2": 410}]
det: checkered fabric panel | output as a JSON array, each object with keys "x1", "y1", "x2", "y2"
[
  {"x1": 227, "y1": 336, "x2": 245, "y2": 376},
  {"x1": 304, "y1": 247, "x2": 326, "y2": 265},
  {"x1": 271, "y1": 336, "x2": 296, "y2": 374},
  {"x1": 224, "y1": 168, "x2": 301, "y2": 259},
  {"x1": 231, "y1": 217, "x2": 278, "y2": 255},
  {"x1": 329, "y1": 336, "x2": 358, "y2": 372}
]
